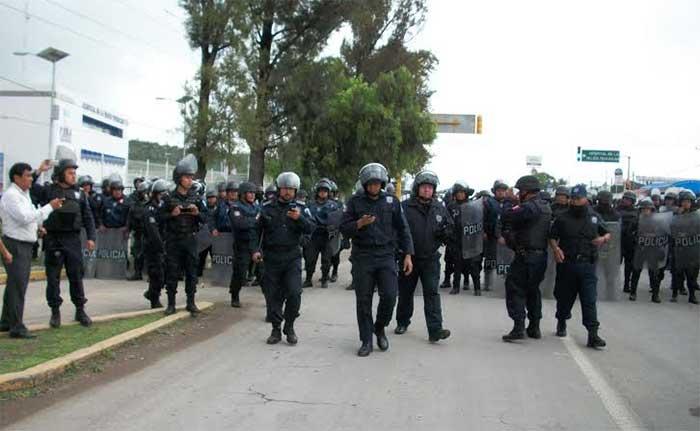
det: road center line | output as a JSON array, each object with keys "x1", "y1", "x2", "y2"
[{"x1": 561, "y1": 336, "x2": 646, "y2": 431}]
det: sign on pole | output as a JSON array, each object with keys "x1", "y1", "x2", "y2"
[
  {"x1": 577, "y1": 148, "x2": 620, "y2": 163},
  {"x1": 526, "y1": 155, "x2": 542, "y2": 167},
  {"x1": 430, "y1": 113, "x2": 479, "y2": 134}
]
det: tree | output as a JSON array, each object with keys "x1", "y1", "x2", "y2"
[
  {"x1": 218, "y1": 0, "x2": 352, "y2": 185},
  {"x1": 181, "y1": 0, "x2": 246, "y2": 178}
]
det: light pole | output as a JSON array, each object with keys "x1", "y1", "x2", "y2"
[{"x1": 13, "y1": 47, "x2": 70, "y2": 161}]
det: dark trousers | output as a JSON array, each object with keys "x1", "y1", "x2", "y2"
[
  {"x1": 44, "y1": 233, "x2": 87, "y2": 309},
  {"x1": 505, "y1": 252, "x2": 547, "y2": 321},
  {"x1": 397, "y1": 258, "x2": 443, "y2": 335},
  {"x1": 145, "y1": 250, "x2": 165, "y2": 299},
  {"x1": 453, "y1": 255, "x2": 482, "y2": 289},
  {"x1": 672, "y1": 266, "x2": 699, "y2": 293},
  {"x1": 262, "y1": 257, "x2": 302, "y2": 328},
  {"x1": 352, "y1": 254, "x2": 398, "y2": 343},
  {"x1": 443, "y1": 245, "x2": 455, "y2": 283},
  {"x1": 630, "y1": 268, "x2": 663, "y2": 294},
  {"x1": 197, "y1": 246, "x2": 212, "y2": 277},
  {"x1": 230, "y1": 244, "x2": 251, "y2": 299},
  {"x1": 554, "y1": 262, "x2": 600, "y2": 330},
  {"x1": 331, "y1": 250, "x2": 341, "y2": 274},
  {"x1": 130, "y1": 230, "x2": 144, "y2": 276},
  {"x1": 304, "y1": 232, "x2": 332, "y2": 280},
  {"x1": 165, "y1": 235, "x2": 198, "y2": 298},
  {"x1": 1, "y1": 237, "x2": 34, "y2": 334},
  {"x1": 622, "y1": 247, "x2": 635, "y2": 289}
]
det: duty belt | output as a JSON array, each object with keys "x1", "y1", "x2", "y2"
[
  {"x1": 515, "y1": 248, "x2": 546, "y2": 256},
  {"x1": 565, "y1": 254, "x2": 596, "y2": 264}
]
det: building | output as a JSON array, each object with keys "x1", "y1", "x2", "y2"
[{"x1": 0, "y1": 89, "x2": 128, "y2": 192}]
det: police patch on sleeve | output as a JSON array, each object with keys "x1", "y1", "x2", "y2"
[
  {"x1": 74, "y1": 191, "x2": 80, "y2": 199},
  {"x1": 591, "y1": 216, "x2": 598, "y2": 224},
  {"x1": 148, "y1": 216, "x2": 156, "y2": 223},
  {"x1": 304, "y1": 208, "x2": 312, "y2": 217},
  {"x1": 386, "y1": 196, "x2": 393, "y2": 203},
  {"x1": 436, "y1": 215, "x2": 443, "y2": 223},
  {"x1": 233, "y1": 211, "x2": 241, "y2": 217}
]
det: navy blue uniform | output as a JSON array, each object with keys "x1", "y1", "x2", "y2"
[
  {"x1": 550, "y1": 207, "x2": 609, "y2": 329},
  {"x1": 340, "y1": 191, "x2": 414, "y2": 344},
  {"x1": 229, "y1": 200, "x2": 260, "y2": 302},
  {"x1": 396, "y1": 197, "x2": 453, "y2": 336},
  {"x1": 197, "y1": 202, "x2": 217, "y2": 277},
  {"x1": 100, "y1": 196, "x2": 130, "y2": 228},
  {"x1": 255, "y1": 198, "x2": 315, "y2": 328},
  {"x1": 501, "y1": 197, "x2": 552, "y2": 323},
  {"x1": 127, "y1": 195, "x2": 147, "y2": 278},
  {"x1": 618, "y1": 205, "x2": 640, "y2": 292},
  {"x1": 305, "y1": 198, "x2": 341, "y2": 282},
  {"x1": 483, "y1": 196, "x2": 507, "y2": 287},
  {"x1": 213, "y1": 200, "x2": 233, "y2": 233},
  {"x1": 32, "y1": 180, "x2": 96, "y2": 309}
]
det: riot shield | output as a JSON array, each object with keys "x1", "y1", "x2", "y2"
[
  {"x1": 596, "y1": 221, "x2": 622, "y2": 301},
  {"x1": 671, "y1": 212, "x2": 700, "y2": 270},
  {"x1": 326, "y1": 209, "x2": 343, "y2": 256},
  {"x1": 541, "y1": 251, "x2": 556, "y2": 300},
  {"x1": 94, "y1": 228, "x2": 128, "y2": 279},
  {"x1": 634, "y1": 212, "x2": 672, "y2": 271},
  {"x1": 460, "y1": 198, "x2": 484, "y2": 259},
  {"x1": 196, "y1": 229, "x2": 213, "y2": 254},
  {"x1": 80, "y1": 229, "x2": 96, "y2": 279},
  {"x1": 489, "y1": 241, "x2": 515, "y2": 298},
  {"x1": 208, "y1": 232, "x2": 233, "y2": 287}
]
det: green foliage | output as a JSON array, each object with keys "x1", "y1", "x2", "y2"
[
  {"x1": 128, "y1": 140, "x2": 183, "y2": 165},
  {"x1": 531, "y1": 170, "x2": 568, "y2": 190}
]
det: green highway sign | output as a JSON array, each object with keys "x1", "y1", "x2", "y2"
[{"x1": 577, "y1": 149, "x2": 620, "y2": 163}]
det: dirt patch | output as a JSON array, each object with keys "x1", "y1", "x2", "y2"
[{"x1": 0, "y1": 299, "x2": 261, "y2": 428}]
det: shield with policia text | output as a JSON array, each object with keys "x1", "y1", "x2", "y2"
[
  {"x1": 94, "y1": 228, "x2": 128, "y2": 279},
  {"x1": 326, "y1": 209, "x2": 343, "y2": 256},
  {"x1": 634, "y1": 212, "x2": 672, "y2": 271},
  {"x1": 596, "y1": 221, "x2": 622, "y2": 301},
  {"x1": 208, "y1": 232, "x2": 234, "y2": 286},
  {"x1": 196, "y1": 228, "x2": 213, "y2": 254},
  {"x1": 671, "y1": 212, "x2": 700, "y2": 270},
  {"x1": 460, "y1": 198, "x2": 484, "y2": 259},
  {"x1": 81, "y1": 229, "x2": 96, "y2": 279}
]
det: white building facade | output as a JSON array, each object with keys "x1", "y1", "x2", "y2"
[{"x1": 0, "y1": 89, "x2": 128, "y2": 192}]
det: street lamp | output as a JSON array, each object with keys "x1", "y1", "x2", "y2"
[{"x1": 13, "y1": 47, "x2": 70, "y2": 161}]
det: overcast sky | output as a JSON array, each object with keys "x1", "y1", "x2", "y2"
[{"x1": 1, "y1": 0, "x2": 698, "y2": 191}]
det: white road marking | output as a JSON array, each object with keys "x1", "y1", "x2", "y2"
[{"x1": 562, "y1": 336, "x2": 646, "y2": 431}]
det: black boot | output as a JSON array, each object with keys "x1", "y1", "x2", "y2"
[
  {"x1": 75, "y1": 307, "x2": 92, "y2": 327},
  {"x1": 587, "y1": 328, "x2": 606, "y2": 349},
  {"x1": 267, "y1": 326, "x2": 282, "y2": 344},
  {"x1": 556, "y1": 320, "x2": 567, "y2": 337},
  {"x1": 449, "y1": 286, "x2": 460, "y2": 295},
  {"x1": 303, "y1": 275, "x2": 313, "y2": 288},
  {"x1": 440, "y1": 278, "x2": 451, "y2": 289},
  {"x1": 670, "y1": 290, "x2": 678, "y2": 303},
  {"x1": 127, "y1": 273, "x2": 143, "y2": 281},
  {"x1": 680, "y1": 285, "x2": 688, "y2": 295},
  {"x1": 502, "y1": 320, "x2": 525, "y2": 342},
  {"x1": 526, "y1": 319, "x2": 541, "y2": 339},
  {"x1": 49, "y1": 307, "x2": 61, "y2": 328},
  {"x1": 345, "y1": 283, "x2": 355, "y2": 291},
  {"x1": 473, "y1": 277, "x2": 481, "y2": 296},
  {"x1": 321, "y1": 274, "x2": 329, "y2": 289},
  {"x1": 375, "y1": 327, "x2": 389, "y2": 351},
  {"x1": 484, "y1": 271, "x2": 492, "y2": 291},
  {"x1": 429, "y1": 328, "x2": 451, "y2": 343},
  {"x1": 394, "y1": 325, "x2": 407, "y2": 335},
  {"x1": 283, "y1": 322, "x2": 298, "y2": 345},
  {"x1": 689, "y1": 289, "x2": 698, "y2": 304},
  {"x1": 144, "y1": 291, "x2": 163, "y2": 309},
  {"x1": 164, "y1": 294, "x2": 177, "y2": 315},
  {"x1": 330, "y1": 271, "x2": 338, "y2": 283},
  {"x1": 231, "y1": 293, "x2": 241, "y2": 308},
  {"x1": 186, "y1": 296, "x2": 201, "y2": 315},
  {"x1": 651, "y1": 292, "x2": 661, "y2": 303},
  {"x1": 357, "y1": 341, "x2": 373, "y2": 357}
]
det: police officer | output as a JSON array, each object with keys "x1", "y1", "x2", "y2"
[
  {"x1": 99, "y1": 177, "x2": 130, "y2": 230},
  {"x1": 594, "y1": 190, "x2": 620, "y2": 222},
  {"x1": 440, "y1": 188, "x2": 455, "y2": 289},
  {"x1": 126, "y1": 177, "x2": 145, "y2": 206},
  {"x1": 670, "y1": 190, "x2": 698, "y2": 304},
  {"x1": 551, "y1": 186, "x2": 570, "y2": 219},
  {"x1": 483, "y1": 180, "x2": 509, "y2": 291},
  {"x1": 31, "y1": 155, "x2": 96, "y2": 327},
  {"x1": 142, "y1": 179, "x2": 170, "y2": 308},
  {"x1": 264, "y1": 184, "x2": 277, "y2": 202},
  {"x1": 161, "y1": 155, "x2": 207, "y2": 315},
  {"x1": 329, "y1": 180, "x2": 343, "y2": 283},
  {"x1": 78, "y1": 175, "x2": 100, "y2": 223},
  {"x1": 216, "y1": 182, "x2": 227, "y2": 202},
  {"x1": 549, "y1": 185, "x2": 609, "y2": 348},
  {"x1": 660, "y1": 190, "x2": 678, "y2": 213},
  {"x1": 212, "y1": 181, "x2": 236, "y2": 236},
  {"x1": 126, "y1": 181, "x2": 149, "y2": 281},
  {"x1": 629, "y1": 198, "x2": 663, "y2": 302},
  {"x1": 500, "y1": 175, "x2": 552, "y2": 342},
  {"x1": 253, "y1": 172, "x2": 314, "y2": 345},
  {"x1": 304, "y1": 178, "x2": 340, "y2": 289},
  {"x1": 395, "y1": 171, "x2": 452, "y2": 342},
  {"x1": 340, "y1": 163, "x2": 414, "y2": 357},
  {"x1": 297, "y1": 189, "x2": 308, "y2": 204},
  {"x1": 650, "y1": 189, "x2": 662, "y2": 211},
  {"x1": 229, "y1": 182, "x2": 260, "y2": 308},
  {"x1": 197, "y1": 188, "x2": 218, "y2": 278},
  {"x1": 617, "y1": 191, "x2": 638, "y2": 293},
  {"x1": 447, "y1": 181, "x2": 478, "y2": 294}
]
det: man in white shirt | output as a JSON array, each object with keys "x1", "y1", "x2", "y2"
[{"x1": 0, "y1": 162, "x2": 62, "y2": 338}]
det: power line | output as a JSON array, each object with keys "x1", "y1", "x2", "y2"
[
  {"x1": 0, "y1": 75, "x2": 39, "y2": 91},
  {"x1": 41, "y1": 0, "x2": 186, "y2": 61},
  {"x1": 112, "y1": 0, "x2": 185, "y2": 36}
]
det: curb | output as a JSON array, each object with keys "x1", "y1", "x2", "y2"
[
  {"x1": 0, "y1": 269, "x2": 61, "y2": 285},
  {"x1": 0, "y1": 302, "x2": 214, "y2": 392}
]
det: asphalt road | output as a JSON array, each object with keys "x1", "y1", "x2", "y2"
[{"x1": 3, "y1": 259, "x2": 699, "y2": 431}]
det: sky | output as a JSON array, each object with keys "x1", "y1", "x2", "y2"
[{"x1": 1, "y1": 0, "x2": 698, "y2": 191}]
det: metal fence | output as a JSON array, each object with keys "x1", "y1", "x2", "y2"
[{"x1": 127, "y1": 159, "x2": 247, "y2": 188}]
